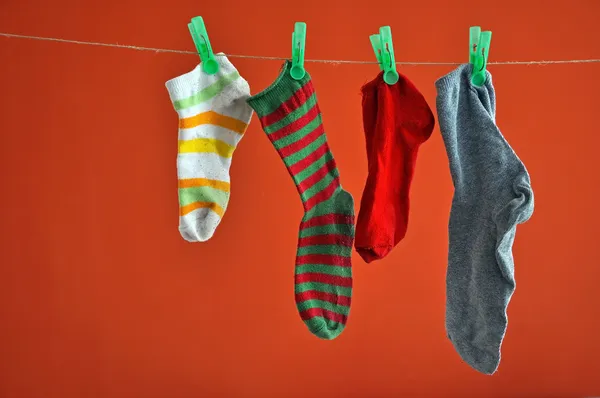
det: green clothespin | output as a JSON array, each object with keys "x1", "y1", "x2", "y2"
[
  {"x1": 469, "y1": 26, "x2": 492, "y2": 86},
  {"x1": 370, "y1": 26, "x2": 399, "y2": 85},
  {"x1": 188, "y1": 16, "x2": 219, "y2": 75},
  {"x1": 290, "y1": 22, "x2": 307, "y2": 80},
  {"x1": 469, "y1": 26, "x2": 481, "y2": 65}
]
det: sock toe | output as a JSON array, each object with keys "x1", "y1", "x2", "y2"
[
  {"x1": 448, "y1": 332, "x2": 501, "y2": 375},
  {"x1": 304, "y1": 316, "x2": 346, "y2": 340},
  {"x1": 356, "y1": 245, "x2": 393, "y2": 263},
  {"x1": 179, "y1": 207, "x2": 221, "y2": 242}
]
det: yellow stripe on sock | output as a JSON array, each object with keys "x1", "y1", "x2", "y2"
[
  {"x1": 179, "y1": 111, "x2": 248, "y2": 134},
  {"x1": 180, "y1": 201, "x2": 225, "y2": 218},
  {"x1": 178, "y1": 138, "x2": 234, "y2": 158},
  {"x1": 178, "y1": 178, "x2": 230, "y2": 192}
]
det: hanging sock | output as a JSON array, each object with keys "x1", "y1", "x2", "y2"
[
  {"x1": 435, "y1": 64, "x2": 534, "y2": 374},
  {"x1": 355, "y1": 72, "x2": 435, "y2": 262},
  {"x1": 247, "y1": 62, "x2": 355, "y2": 340},
  {"x1": 166, "y1": 55, "x2": 253, "y2": 242}
]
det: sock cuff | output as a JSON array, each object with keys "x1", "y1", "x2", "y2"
[
  {"x1": 165, "y1": 54, "x2": 251, "y2": 117},
  {"x1": 360, "y1": 71, "x2": 384, "y2": 95},
  {"x1": 435, "y1": 63, "x2": 493, "y2": 94},
  {"x1": 247, "y1": 61, "x2": 311, "y2": 117}
]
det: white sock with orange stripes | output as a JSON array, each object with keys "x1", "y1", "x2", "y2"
[{"x1": 166, "y1": 55, "x2": 253, "y2": 242}]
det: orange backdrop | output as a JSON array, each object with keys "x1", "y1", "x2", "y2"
[{"x1": 1, "y1": 0, "x2": 599, "y2": 396}]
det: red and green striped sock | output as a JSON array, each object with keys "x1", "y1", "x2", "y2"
[{"x1": 247, "y1": 62, "x2": 355, "y2": 340}]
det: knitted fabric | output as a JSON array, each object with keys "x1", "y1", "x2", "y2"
[
  {"x1": 355, "y1": 72, "x2": 434, "y2": 262},
  {"x1": 247, "y1": 62, "x2": 355, "y2": 340},
  {"x1": 436, "y1": 64, "x2": 534, "y2": 374},
  {"x1": 166, "y1": 55, "x2": 253, "y2": 242}
]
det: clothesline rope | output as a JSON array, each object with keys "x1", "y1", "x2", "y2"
[{"x1": 2, "y1": 32, "x2": 600, "y2": 66}]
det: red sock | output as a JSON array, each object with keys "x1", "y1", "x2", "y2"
[{"x1": 355, "y1": 72, "x2": 435, "y2": 263}]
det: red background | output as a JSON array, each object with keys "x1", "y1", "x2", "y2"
[{"x1": 1, "y1": 0, "x2": 599, "y2": 396}]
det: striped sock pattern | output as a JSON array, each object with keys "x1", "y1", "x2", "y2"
[
  {"x1": 166, "y1": 55, "x2": 253, "y2": 242},
  {"x1": 247, "y1": 62, "x2": 355, "y2": 340}
]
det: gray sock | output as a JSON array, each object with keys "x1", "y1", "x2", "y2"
[{"x1": 435, "y1": 65, "x2": 534, "y2": 375}]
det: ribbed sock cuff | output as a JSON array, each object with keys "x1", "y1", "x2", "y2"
[
  {"x1": 165, "y1": 53, "x2": 241, "y2": 107},
  {"x1": 361, "y1": 71, "x2": 384, "y2": 95},
  {"x1": 247, "y1": 61, "x2": 311, "y2": 117},
  {"x1": 435, "y1": 63, "x2": 493, "y2": 94}
]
